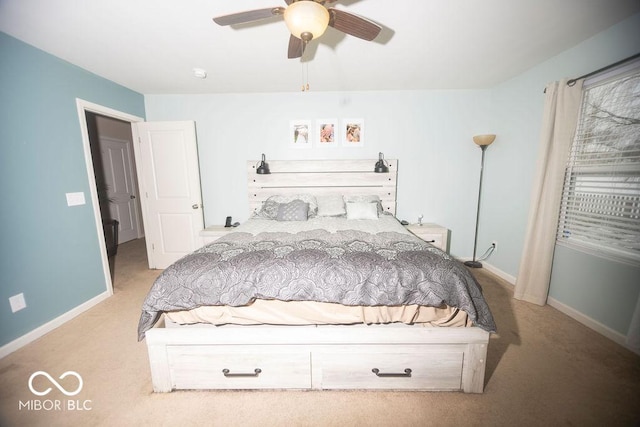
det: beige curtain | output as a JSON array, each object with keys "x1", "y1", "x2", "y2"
[{"x1": 514, "y1": 79, "x2": 583, "y2": 305}]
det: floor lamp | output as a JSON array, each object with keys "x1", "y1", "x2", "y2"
[{"x1": 464, "y1": 134, "x2": 496, "y2": 268}]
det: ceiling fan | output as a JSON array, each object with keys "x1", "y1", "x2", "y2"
[{"x1": 213, "y1": 0, "x2": 382, "y2": 59}]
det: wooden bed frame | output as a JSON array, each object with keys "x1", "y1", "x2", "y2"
[{"x1": 144, "y1": 159, "x2": 490, "y2": 393}]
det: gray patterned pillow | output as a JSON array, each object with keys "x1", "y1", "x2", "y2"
[
  {"x1": 255, "y1": 199, "x2": 280, "y2": 219},
  {"x1": 276, "y1": 199, "x2": 309, "y2": 221},
  {"x1": 268, "y1": 194, "x2": 318, "y2": 218}
]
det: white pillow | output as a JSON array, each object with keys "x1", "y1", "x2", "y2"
[
  {"x1": 346, "y1": 201, "x2": 379, "y2": 220},
  {"x1": 255, "y1": 199, "x2": 280, "y2": 219},
  {"x1": 316, "y1": 194, "x2": 346, "y2": 217},
  {"x1": 344, "y1": 194, "x2": 381, "y2": 203},
  {"x1": 344, "y1": 194, "x2": 383, "y2": 214}
]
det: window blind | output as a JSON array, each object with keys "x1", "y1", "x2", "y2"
[{"x1": 557, "y1": 68, "x2": 640, "y2": 266}]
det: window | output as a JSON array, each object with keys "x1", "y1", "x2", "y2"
[{"x1": 557, "y1": 64, "x2": 640, "y2": 266}]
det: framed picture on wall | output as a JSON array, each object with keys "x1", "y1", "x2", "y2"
[
  {"x1": 316, "y1": 119, "x2": 338, "y2": 147},
  {"x1": 342, "y1": 119, "x2": 364, "y2": 147},
  {"x1": 289, "y1": 120, "x2": 312, "y2": 148}
]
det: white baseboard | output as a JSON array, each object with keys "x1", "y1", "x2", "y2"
[
  {"x1": 460, "y1": 258, "x2": 638, "y2": 355},
  {"x1": 458, "y1": 257, "x2": 516, "y2": 286},
  {"x1": 481, "y1": 262, "x2": 516, "y2": 286},
  {"x1": 547, "y1": 296, "x2": 638, "y2": 355},
  {"x1": 0, "y1": 291, "x2": 110, "y2": 359}
]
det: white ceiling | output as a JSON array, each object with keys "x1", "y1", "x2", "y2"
[{"x1": 1, "y1": 0, "x2": 639, "y2": 94}]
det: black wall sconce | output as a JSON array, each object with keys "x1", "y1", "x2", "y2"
[
  {"x1": 374, "y1": 152, "x2": 389, "y2": 173},
  {"x1": 256, "y1": 153, "x2": 271, "y2": 174}
]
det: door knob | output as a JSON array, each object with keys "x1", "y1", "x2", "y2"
[
  {"x1": 192, "y1": 204, "x2": 200, "y2": 209},
  {"x1": 130, "y1": 195, "x2": 136, "y2": 199}
]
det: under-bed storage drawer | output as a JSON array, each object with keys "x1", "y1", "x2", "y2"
[
  {"x1": 313, "y1": 345, "x2": 463, "y2": 390},
  {"x1": 166, "y1": 345, "x2": 311, "y2": 390}
]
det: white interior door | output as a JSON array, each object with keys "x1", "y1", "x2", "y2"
[
  {"x1": 99, "y1": 137, "x2": 141, "y2": 243},
  {"x1": 132, "y1": 121, "x2": 204, "y2": 269}
]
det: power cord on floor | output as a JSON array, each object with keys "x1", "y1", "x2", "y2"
[{"x1": 476, "y1": 243, "x2": 496, "y2": 262}]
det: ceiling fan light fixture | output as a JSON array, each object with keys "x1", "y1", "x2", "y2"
[{"x1": 284, "y1": 1, "x2": 330, "y2": 41}]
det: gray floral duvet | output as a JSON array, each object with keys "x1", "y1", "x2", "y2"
[{"x1": 137, "y1": 221, "x2": 496, "y2": 340}]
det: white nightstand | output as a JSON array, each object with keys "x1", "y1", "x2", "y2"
[
  {"x1": 406, "y1": 223, "x2": 449, "y2": 252},
  {"x1": 199, "y1": 225, "x2": 234, "y2": 245}
]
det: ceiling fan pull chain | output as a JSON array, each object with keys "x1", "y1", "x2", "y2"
[
  {"x1": 301, "y1": 45, "x2": 306, "y2": 91},
  {"x1": 301, "y1": 50, "x2": 310, "y2": 92}
]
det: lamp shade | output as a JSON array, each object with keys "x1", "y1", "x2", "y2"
[
  {"x1": 284, "y1": 1, "x2": 330, "y2": 40},
  {"x1": 473, "y1": 134, "x2": 496, "y2": 146}
]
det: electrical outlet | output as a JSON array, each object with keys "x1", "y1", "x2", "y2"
[
  {"x1": 492, "y1": 241, "x2": 498, "y2": 252},
  {"x1": 9, "y1": 293, "x2": 27, "y2": 313}
]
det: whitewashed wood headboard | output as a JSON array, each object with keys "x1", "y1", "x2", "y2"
[{"x1": 247, "y1": 159, "x2": 398, "y2": 215}]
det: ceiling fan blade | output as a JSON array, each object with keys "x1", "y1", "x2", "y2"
[
  {"x1": 288, "y1": 35, "x2": 303, "y2": 59},
  {"x1": 328, "y1": 8, "x2": 382, "y2": 41},
  {"x1": 213, "y1": 7, "x2": 284, "y2": 26}
]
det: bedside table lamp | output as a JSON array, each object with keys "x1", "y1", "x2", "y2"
[{"x1": 465, "y1": 134, "x2": 496, "y2": 268}]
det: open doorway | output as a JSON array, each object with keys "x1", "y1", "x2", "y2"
[
  {"x1": 85, "y1": 112, "x2": 145, "y2": 281},
  {"x1": 76, "y1": 99, "x2": 146, "y2": 294}
]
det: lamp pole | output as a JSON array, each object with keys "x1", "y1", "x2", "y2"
[
  {"x1": 465, "y1": 145, "x2": 488, "y2": 268},
  {"x1": 464, "y1": 134, "x2": 495, "y2": 268}
]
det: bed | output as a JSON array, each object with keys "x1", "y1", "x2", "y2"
[{"x1": 139, "y1": 159, "x2": 495, "y2": 393}]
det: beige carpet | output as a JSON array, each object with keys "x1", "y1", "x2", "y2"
[{"x1": 1, "y1": 238, "x2": 639, "y2": 427}]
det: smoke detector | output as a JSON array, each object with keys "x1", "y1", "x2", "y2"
[{"x1": 192, "y1": 68, "x2": 207, "y2": 79}]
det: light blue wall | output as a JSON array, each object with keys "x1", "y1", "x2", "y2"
[
  {"x1": 549, "y1": 246, "x2": 640, "y2": 335},
  {"x1": 0, "y1": 32, "x2": 145, "y2": 347},
  {"x1": 488, "y1": 13, "x2": 640, "y2": 338},
  {"x1": 145, "y1": 90, "x2": 493, "y2": 258}
]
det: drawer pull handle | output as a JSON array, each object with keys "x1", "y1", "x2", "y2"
[
  {"x1": 371, "y1": 368, "x2": 412, "y2": 378},
  {"x1": 222, "y1": 368, "x2": 262, "y2": 377}
]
